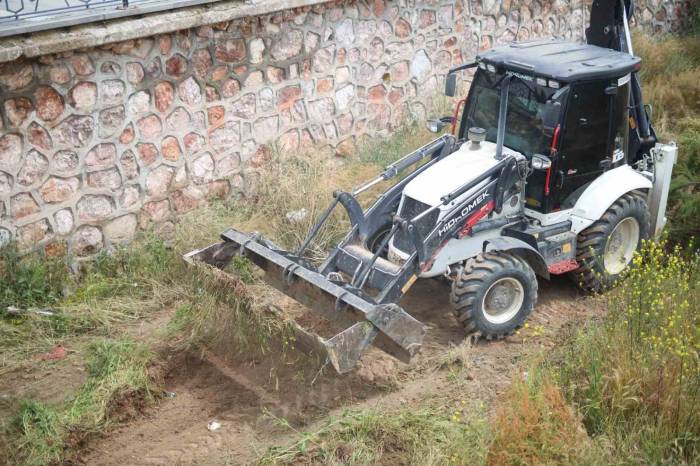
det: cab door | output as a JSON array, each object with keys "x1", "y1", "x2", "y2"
[{"x1": 552, "y1": 80, "x2": 612, "y2": 209}]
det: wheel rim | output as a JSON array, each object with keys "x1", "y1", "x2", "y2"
[
  {"x1": 603, "y1": 217, "x2": 640, "y2": 275},
  {"x1": 482, "y1": 277, "x2": 525, "y2": 325}
]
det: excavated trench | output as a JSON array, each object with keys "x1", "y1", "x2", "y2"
[{"x1": 80, "y1": 275, "x2": 599, "y2": 465}]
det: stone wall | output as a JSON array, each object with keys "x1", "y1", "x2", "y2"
[{"x1": 0, "y1": 0, "x2": 687, "y2": 255}]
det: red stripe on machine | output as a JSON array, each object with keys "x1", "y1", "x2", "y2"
[
  {"x1": 545, "y1": 124, "x2": 561, "y2": 197},
  {"x1": 458, "y1": 200, "x2": 495, "y2": 238}
]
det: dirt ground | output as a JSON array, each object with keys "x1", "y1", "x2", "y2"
[{"x1": 42, "y1": 275, "x2": 599, "y2": 465}]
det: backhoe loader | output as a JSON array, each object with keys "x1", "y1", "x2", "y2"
[{"x1": 186, "y1": 0, "x2": 676, "y2": 372}]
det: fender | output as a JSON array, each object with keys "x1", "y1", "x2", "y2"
[
  {"x1": 570, "y1": 165, "x2": 652, "y2": 234},
  {"x1": 483, "y1": 236, "x2": 550, "y2": 279}
]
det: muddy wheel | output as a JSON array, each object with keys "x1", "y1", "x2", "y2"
[
  {"x1": 450, "y1": 252, "x2": 538, "y2": 339},
  {"x1": 571, "y1": 192, "x2": 650, "y2": 292}
]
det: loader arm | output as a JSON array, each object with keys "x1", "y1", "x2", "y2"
[
  {"x1": 184, "y1": 133, "x2": 529, "y2": 373},
  {"x1": 184, "y1": 136, "x2": 455, "y2": 373}
]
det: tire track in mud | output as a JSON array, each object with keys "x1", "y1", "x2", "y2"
[{"x1": 81, "y1": 276, "x2": 602, "y2": 466}]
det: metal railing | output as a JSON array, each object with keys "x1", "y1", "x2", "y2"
[{"x1": 0, "y1": 0, "x2": 222, "y2": 38}]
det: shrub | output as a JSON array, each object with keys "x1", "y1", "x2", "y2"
[{"x1": 635, "y1": 33, "x2": 700, "y2": 243}]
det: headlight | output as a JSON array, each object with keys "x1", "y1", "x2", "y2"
[{"x1": 531, "y1": 154, "x2": 552, "y2": 170}]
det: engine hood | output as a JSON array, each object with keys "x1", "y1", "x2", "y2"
[{"x1": 402, "y1": 140, "x2": 520, "y2": 207}]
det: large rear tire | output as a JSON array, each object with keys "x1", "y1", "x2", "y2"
[
  {"x1": 570, "y1": 192, "x2": 650, "y2": 292},
  {"x1": 450, "y1": 252, "x2": 538, "y2": 339}
]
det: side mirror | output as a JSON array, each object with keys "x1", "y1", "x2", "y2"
[
  {"x1": 426, "y1": 116, "x2": 454, "y2": 133},
  {"x1": 445, "y1": 73, "x2": 457, "y2": 97},
  {"x1": 531, "y1": 154, "x2": 552, "y2": 170},
  {"x1": 541, "y1": 100, "x2": 561, "y2": 137},
  {"x1": 644, "y1": 103, "x2": 653, "y2": 121}
]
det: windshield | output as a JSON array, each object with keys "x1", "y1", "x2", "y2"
[{"x1": 464, "y1": 69, "x2": 558, "y2": 157}]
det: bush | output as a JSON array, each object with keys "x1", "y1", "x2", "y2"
[
  {"x1": 669, "y1": 119, "x2": 700, "y2": 241},
  {"x1": 488, "y1": 366, "x2": 597, "y2": 465}
]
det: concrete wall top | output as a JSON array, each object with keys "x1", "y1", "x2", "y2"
[
  {"x1": 0, "y1": 0, "x2": 334, "y2": 64},
  {"x1": 0, "y1": 0, "x2": 689, "y2": 64}
]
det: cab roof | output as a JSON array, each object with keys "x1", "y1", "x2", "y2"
[{"x1": 477, "y1": 39, "x2": 641, "y2": 82}]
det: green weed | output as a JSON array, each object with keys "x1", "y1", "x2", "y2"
[
  {"x1": 11, "y1": 400, "x2": 63, "y2": 466},
  {"x1": 0, "y1": 237, "x2": 184, "y2": 364},
  {"x1": 0, "y1": 244, "x2": 71, "y2": 310},
  {"x1": 260, "y1": 406, "x2": 491, "y2": 465},
  {"x1": 4, "y1": 338, "x2": 157, "y2": 466}
]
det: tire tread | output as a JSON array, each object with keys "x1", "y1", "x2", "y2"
[{"x1": 450, "y1": 251, "x2": 537, "y2": 339}]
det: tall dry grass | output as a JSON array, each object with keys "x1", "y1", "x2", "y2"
[
  {"x1": 488, "y1": 367, "x2": 598, "y2": 465},
  {"x1": 259, "y1": 405, "x2": 491, "y2": 465},
  {"x1": 635, "y1": 32, "x2": 700, "y2": 241},
  {"x1": 234, "y1": 123, "x2": 437, "y2": 263}
]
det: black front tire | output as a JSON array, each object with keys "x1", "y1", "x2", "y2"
[
  {"x1": 570, "y1": 192, "x2": 650, "y2": 292},
  {"x1": 450, "y1": 252, "x2": 538, "y2": 339}
]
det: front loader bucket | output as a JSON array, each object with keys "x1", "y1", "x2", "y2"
[{"x1": 184, "y1": 228, "x2": 427, "y2": 373}]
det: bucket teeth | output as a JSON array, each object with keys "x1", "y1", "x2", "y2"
[
  {"x1": 324, "y1": 322, "x2": 379, "y2": 373},
  {"x1": 367, "y1": 304, "x2": 425, "y2": 357}
]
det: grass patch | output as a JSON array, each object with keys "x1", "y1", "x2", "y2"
[
  {"x1": 3, "y1": 338, "x2": 157, "y2": 466},
  {"x1": 165, "y1": 269, "x2": 291, "y2": 357},
  {"x1": 0, "y1": 236, "x2": 184, "y2": 364},
  {"x1": 260, "y1": 405, "x2": 491, "y2": 465},
  {"x1": 11, "y1": 400, "x2": 63, "y2": 466}
]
